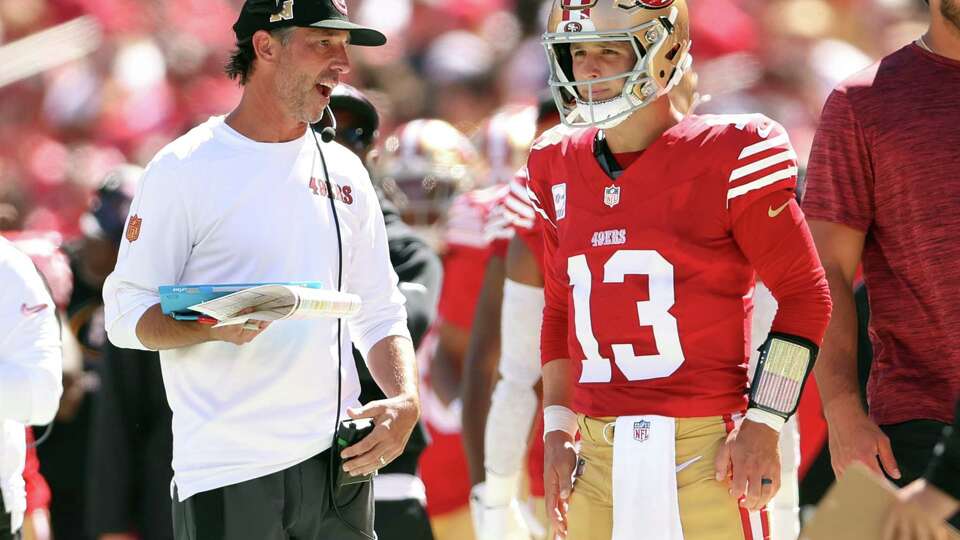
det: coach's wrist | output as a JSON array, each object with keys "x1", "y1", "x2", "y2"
[
  {"x1": 394, "y1": 392, "x2": 421, "y2": 419},
  {"x1": 821, "y1": 392, "x2": 867, "y2": 423}
]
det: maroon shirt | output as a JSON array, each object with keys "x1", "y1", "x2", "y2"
[{"x1": 804, "y1": 43, "x2": 960, "y2": 426}]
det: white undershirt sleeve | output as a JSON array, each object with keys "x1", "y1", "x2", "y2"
[
  {"x1": 0, "y1": 243, "x2": 63, "y2": 425},
  {"x1": 103, "y1": 159, "x2": 194, "y2": 351},
  {"x1": 343, "y1": 162, "x2": 411, "y2": 358}
]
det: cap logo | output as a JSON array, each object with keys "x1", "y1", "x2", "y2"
[
  {"x1": 617, "y1": 0, "x2": 674, "y2": 9},
  {"x1": 269, "y1": 0, "x2": 294, "y2": 22},
  {"x1": 331, "y1": 0, "x2": 348, "y2": 16}
]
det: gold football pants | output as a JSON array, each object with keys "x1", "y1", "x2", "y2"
[{"x1": 566, "y1": 415, "x2": 769, "y2": 540}]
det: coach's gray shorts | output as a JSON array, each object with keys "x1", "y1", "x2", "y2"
[{"x1": 172, "y1": 449, "x2": 374, "y2": 540}]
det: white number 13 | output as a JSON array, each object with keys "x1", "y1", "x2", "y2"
[{"x1": 568, "y1": 250, "x2": 686, "y2": 383}]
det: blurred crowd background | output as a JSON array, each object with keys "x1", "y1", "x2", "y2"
[
  {"x1": 0, "y1": 0, "x2": 931, "y2": 237},
  {"x1": 0, "y1": 0, "x2": 932, "y2": 539}
]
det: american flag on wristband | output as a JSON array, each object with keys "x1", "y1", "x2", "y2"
[{"x1": 753, "y1": 338, "x2": 809, "y2": 413}]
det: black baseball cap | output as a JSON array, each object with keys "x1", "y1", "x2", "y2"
[{"x1": 233, "y1": 0, "x2": 386, "y2": 47}]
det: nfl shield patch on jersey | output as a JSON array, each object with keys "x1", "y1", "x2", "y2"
[
  {"x1": 125, "y1": 214, "x2": 142, "y2": 242},
  {"x1": 633, "y1": 420, "x2": 650, "y2": 442},
  {"x1": 604, "y1": 185, "x2": 621, "y2": 208}
]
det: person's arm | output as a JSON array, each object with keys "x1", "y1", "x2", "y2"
[
  {"x1": 339, "y1": 163, "x2": 419, "y2": 476},
  {"x1": 133, "y1": 304, "x2": 266, "y2": 350},
  {"x1": 0, "y1": 247, "x2": 63, "y2": 425},
  {"x1": 800, "y1": 87, "x2": 897, "y2": 482},
  {"x1": 430, "y1": 321, "x2": 471, "y2": 406},
  {"x1": 340, "y1": 334, "x2": 420, "y2": 477},
  {"x1": 526, "y1": 176, "x2": 578, "y2": 538},
  {"x1": 808, "y1": 220, "x2": 901, "y2": 481},
  {"x1": 461, "y1": 253, "x2": 507, "y2": 484},
  {"x1": 721, "y1": 187, "x2": 833, "y2": 511},
  {"x1": 481, "y1": 240, "x2": 543, "y2": 483}
]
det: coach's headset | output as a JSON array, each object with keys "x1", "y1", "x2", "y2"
[{"x1": 310, "y1": 108, "x2": 378, "y2": 540}]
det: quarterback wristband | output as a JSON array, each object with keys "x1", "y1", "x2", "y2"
[
  {"x1": 748, "y1": 332, "x2": 818, "y2": 423},
  {"x1": 543, "y1": 405, "x2": 579, "y2": 440}
]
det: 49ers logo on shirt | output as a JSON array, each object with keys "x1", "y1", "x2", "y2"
[{"x1": 309, "y1": 177, "x2": 354, "y2": 204}]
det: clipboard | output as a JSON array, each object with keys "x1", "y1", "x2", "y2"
[
  {"x1": 158, "y1": 281, "x2": 324, "y2": 320},
  {"x1": 800, "y1": 464, "x2": 960, "y2": 540}
]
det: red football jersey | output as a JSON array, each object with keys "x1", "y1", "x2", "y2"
[
  {"x1": 527, "y1": 114, "x2": 831, "y2": 418},
  {"x1": 437, "y1": 184, "x2": 511, "y2": 329}
]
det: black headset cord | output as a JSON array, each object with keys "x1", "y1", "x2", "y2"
[{"x1": 311, "y1": 126, "x2": 377, "y2": 540}]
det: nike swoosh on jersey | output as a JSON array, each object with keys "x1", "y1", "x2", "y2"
[
  {"x1": 768, "y1": 201, "x2": 791, "y2": 218},
  {"x1": 675, "y1": 455, "x2": 703, "y2": 473},
  {"x1": 21, "y1": 303, "x2": 49, "y2": 316}
]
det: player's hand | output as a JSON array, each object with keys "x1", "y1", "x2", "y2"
[
  {"x1": 339, "y1": 393, "x2": 420, "y2": 477},
  {"x1": 824, "y1": 397, "x2": 901, "y2": 480},
  {"x1": 206, "y1": 319, "x2": 271, "y2": 345},
  {"x1": 883, "y1": 479, "x2": 958, "y2": 540},
  {"x1": 469, "y1": 483, "x2": 533, "y2": 540},
  {"x1": 544, "y1": 430, "x2": 578, "y2": 538},
  {"x1": 715, "y1": 418, "x2": 781, "y2": 511}
]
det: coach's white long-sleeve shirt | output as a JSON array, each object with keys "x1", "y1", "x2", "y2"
[
  {"x1": 102, "y1": 116, "x2": 410, "y2": 501},
  {"x1": 0, "y1": 238, "x2": 63, "y2": 528}
]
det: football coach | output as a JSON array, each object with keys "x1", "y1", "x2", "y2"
[{"x1": 101, "y1": 1, "x2": 420, "y2": 538}]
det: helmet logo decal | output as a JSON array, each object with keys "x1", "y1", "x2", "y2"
[
  {"x1": 561, "y1": 0, "x2": 592, "y2": 21},
  {"x1": 617, "y1": 0, "x2": 674, "y2": 9},
  {"x1": 564, "y1": 21, "x2": 583, "y2": 32}
]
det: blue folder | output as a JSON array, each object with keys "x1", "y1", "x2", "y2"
[{"x1": 158, "y1": 281, "x2": 325, "y2": 320}]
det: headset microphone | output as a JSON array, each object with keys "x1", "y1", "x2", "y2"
[{"x1": 320, "y1": 105, "x2": 337, "y2": 143}]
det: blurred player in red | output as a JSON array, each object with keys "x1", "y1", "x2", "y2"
[
  {"x1": 527, "y1": 2, "x2": 832, "y2": 539},
  {"x1": 459, "y1": 99, "x2": 556, "y2": 540},
  {"x1": 370, "y1": 119, "x2": 488, "y2": 540}
]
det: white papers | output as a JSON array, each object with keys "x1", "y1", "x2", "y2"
[{"x1": 189, "y1": 285, "x2": 361, "y2": 327}]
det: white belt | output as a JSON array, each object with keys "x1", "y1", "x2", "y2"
[{"x1": 373, "y1": 473, "x2": 427, "y2": 504}]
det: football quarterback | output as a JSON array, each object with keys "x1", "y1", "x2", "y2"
[{"x1": 529, "y1": 1, "x2": 832, "y2": 539}]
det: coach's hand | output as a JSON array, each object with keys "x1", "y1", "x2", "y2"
[
  {"x1": 206, "y1": 319, "x2": 271, "y2": 345},
  {"x1": 715, "y1": 418, "x2": 781, "y2": 512},
  {"x1": 824, "y1": 397, "x2": 901, "y2": 480},
  {"x1": 340, "y1": 393, "x2": 420, "y2": 477},
  {"x1": 544, "y1": 430, "x2": 578, "y2": 538}
]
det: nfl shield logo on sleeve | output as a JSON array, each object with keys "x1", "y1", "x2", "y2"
[
  {"x1": 633, "y1": 420, "x2": 650, "y2": 442},
  {"x1": 604, "y1": 185, "x2": 621, "y2": 208}
]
